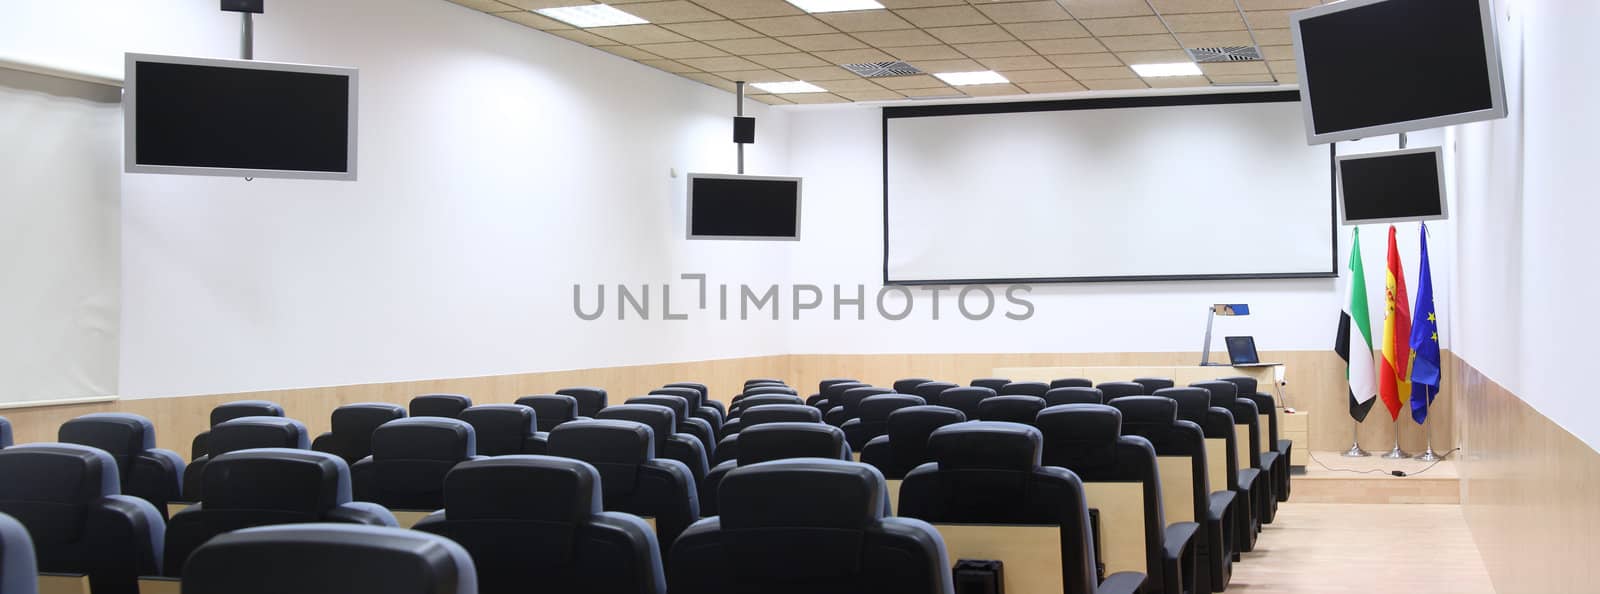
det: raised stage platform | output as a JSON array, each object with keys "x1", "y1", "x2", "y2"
[{"x1": 1291, "y1": 451, "x2": 1459, "y2": 504}]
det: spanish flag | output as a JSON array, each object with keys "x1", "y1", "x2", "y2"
[{"x1": 1378, "y1": 225, "x2": 1412, "y2": 421}]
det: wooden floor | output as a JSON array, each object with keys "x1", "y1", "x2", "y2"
[
  {"x1": 1228, "y1": 503, "x2": 1495, "y2": 594},
  {"x1": 1289, "y1": 452, "x2": 1461, "y2": 504}
]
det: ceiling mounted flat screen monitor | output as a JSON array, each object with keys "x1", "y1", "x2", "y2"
[
  {"x1": 1291, "y1": 0, "x2": 1505, "y2": 144},
  {"x1": 124, "y1": 53, "x2": 359, "y2": 180},
  {"x1": 1337, "y1": 147, "x2": 1447, "y2": 225},
  {"x1": 687, "y1": 174, "x2": 802, "y2": 241}
]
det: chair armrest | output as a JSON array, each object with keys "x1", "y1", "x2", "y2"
[
  {"x1": 1163, "y1": 522, "x2": 1197, "y2": 561},
  {"x1": 1207, "y1": 491, "x2": 1234, "y2": 522},
  {"x1": 1098, "y1": 572, "x2": 1146, "y2": 594}
]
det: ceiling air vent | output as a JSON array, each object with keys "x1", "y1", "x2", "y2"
[
  {"x1": 1186, "y1": 46, "x2": 1264, "y2": 63},
  {"x1": 840, "y1": 61, "x2": 923, "y2": 78}
]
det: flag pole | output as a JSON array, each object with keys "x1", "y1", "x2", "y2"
[
  {"x1": 1343, "y1": 420, "x2": 1370, "y2": 457},
  {"x1": 1382, "y1": 417, "x2": 1410, "y2": 458},
  {"x1": 1414, "y1": 386, "x2": 1440, "y2": 461}
]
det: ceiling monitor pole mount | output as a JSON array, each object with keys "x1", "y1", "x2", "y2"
[
  {"x1": 1199, "y1": 303, "x2": 1250, "y2": 366},
  {"x1": 221, "y1": 1, "x2": 265, "y2": 60},
  {"x1": 732, "y1": 81, "x2": 755, "y2": 175}
]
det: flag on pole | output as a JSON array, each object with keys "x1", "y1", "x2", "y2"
[
  {"x1": 1410, "y1": 223, "x2": 1441, "y2": 424},
  {"x1": 1335, "y1": 227, "x2": 1379, "y2": 422},
  {"x1": 1378, "y1": 225, "x2": 1413, "y2": 421}
]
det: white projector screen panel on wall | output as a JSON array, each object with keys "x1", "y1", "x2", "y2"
[{"x1": 884, "y1": 92, "x2": 1335, "y2": 284}]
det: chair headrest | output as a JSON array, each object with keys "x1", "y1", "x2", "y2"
[
  {"x1": 840, "y1": 386, "x2": 895, "y2": 408},
  {"x1": 1190, "y1": 381, "x2": 1239, "y2": 407},
  {"x1": 211, "y1": 400, "x2": 284, "y2": 426},
  {"x1": 459, "y1": 405, "x2": 536, "y2": 453},
  {"x1": 330, "y1": 403, "x2": 407, "y2": 436},
  {"x1": 971, "y1": 378, "x2": 1011, "y2": 388},
  {"x1": 1219, "y1": 376, "x2": 1258, "y2": 394},
  {"x1": 1000, "y1": 381, "x2": 1050, "y2": 396},
  {"x1": 821, "y1": 381, "x2": 867, "y2": 401},
  {"x1": 978, "y1": 396, "x2": 1047, "y2": 423},
  {"x1": 1154, "y1": 388, "x2": 1213, "y2": 423},
  {"x1": 515, "y1": 395, "x2": 579, "y2": 421},
  {"x1": 58, "y1": 413, "x2": 156, "y2": 457},
  {"x1": 738, "y1": 423, "x2": 848, "y2": 464},
  {"x1": 857, "y1": 395, "x2": 927, "y2": 422},
  {"x1": 625, "y1": 396, "x2": 688, "y2": 426},
  {"x1": 1044, "y1": 387, "x2": 1103, "y2": 406},
  {"x1": 1133, "y1": 377, "x2": 1176, "y2": 392},
  {"x1": 734, "y1": 394, "x2": 803, "y2": 410},
  {"x1": 892, "y1": 378, "x2": 934, "y2": 394},
  {"x1": 548, "y1": 420, "x2": 654, "y2": 464},
  {"x1": 1050, "y1": 378, "x2": 1093, "y2": 389},
  {"x1": 745, "y1": 378, "x2": 786, "y2": 387},
  {"x1": 740, "y1": 404, "x2": 821, "y2": 426},
  {"x1": 409, "y1": 394, "x2": 473, "y2": 419},
  {"x1": 211, "y1": 417, "x2": 310, "y2": 456},
  {"x1": 663, "y1": 382, "x2": 709, "y2": 399},
  {"x1": 886, "y1": 405, "x2": 968, "y2": 443},
  {"x1": 204, "y1": 448, "x2": 351, "y2": 513},
  {"x1": 1096, "y1": 382, "x2": 1147, "y2": 400},
  {"x1": 720, "y1": 459, "x2": 883, "y2": 530},
  {"x1": 929, "y1": 421, "x2": 1041, "y2": 471},
  {"x1": 1109, "y1": 396, "x2": 1178, "y2": 425},
  {"x1": 740, "y1": 386, "x2": 798, "y2": 397},
  {"x1": 817, "y1": 378, "x2": 858, "y2": 393},
  {"x1": 0, "y1": 417, "x2": 10, "y2": 448},
  {"x1": 371, "y1": 417, "x2": 476, "y2": 461},
  {"x1": 444, "y1": 456, "x2": 602, "y2": 522},
  {"x1": 0, "y1": 511, "x2": 35, "y2": 592},
  {"x1": 1036, "y1": 404, "x2": 1122, "y2": 443},
  {"x1": 594, "y1": 404, "x2": 676, "y2": 451},
  {"x1": 939, "y1": 386, "x2": 996, "y2": 407},
  {"x1": 0, "y1": 443, "x2": 119, "y2": 503},
  {"x1": 555, "y1": 387, "x2": 608, "y2": 410},
  {"x1": 649, "y1": 387, "x2": 702, "y2": 410},
  {"x1": 912, "y1": 381, "x2": 960, "y2": 401},
  {"x1": 182, "y1": 524, "x2": 477, "y2": 594}
]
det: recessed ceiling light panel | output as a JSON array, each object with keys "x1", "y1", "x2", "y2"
[
  {"x1": 932, "y1": 71, "x2": 1009, "y2": 86},
  {"x1": 535, "y1": 4, "x2": 648, "y2": 28},
  {"x1": 752, "y1": 81, "x2": 827, "y2": 94},
  {"x1": 1130, "y1": 62, "x2": 1203, "y2": 77},
  {"x1": 785, "y1": 0, "x2": 886, "y2": 13}
]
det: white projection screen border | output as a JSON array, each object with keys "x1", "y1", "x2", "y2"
[{"x1": 883, "y1": 92, "x2": 1344, "y2": 286}]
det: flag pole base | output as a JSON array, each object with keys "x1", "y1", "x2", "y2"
[
  {"x1": 1342, "y1": 443, "x2": 1371, "y2": 457},
  {"x1": 1381, "y1": 446, "x2": 1411, "y2": 459},
  {"x1": 1413, "y1": 448, "x2": 1440, "y2": 461}
]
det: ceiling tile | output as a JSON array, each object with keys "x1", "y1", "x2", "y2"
[
  {"x1": 908, "y1": 58, "x2": 986, "y2": 72},
  {"x1": 1244, "y1": 9, "x2": 1298, "y2": 30},
  {"x1": 853, "y1": 28, "x2": 942, "y2": 47},
  {"x1": 779, "y1": 92, "x2": 850, "y2": 104},
  {"x1": 446, "y1": 0, "x2": 521, "y2": 12},
  {"x1": 1000, "y1": 20, "x2": 1091, "y2": 40},
  {"x1": 715, "y1": 68, "x2": 793, "y2": 82},
  {"x1": 681, "y1": 71, "x2": 738, "y2": 91},
  {"x1": 596, "y1": 45, "x2": 664, "y2": 60},
  {"x1": 636, "y1": 41, "x2": 730, "y2": 58},
  {"x1": 1255, "y1": 28, "x2": 1292, "y2": 44},
  {"x1": 679, "y1": 55, "x2": 766, "y2": 71},
  {"x1": 1065, "y1": 65, "x2": 1137, "y2": 79},
  {"x1": 1113, "y1": 49, "x2": 1192, "y2": 64},
  {"x1": 961, "y1": 83, "x2": 1025, "y2": 96},
  {"x1": 1163, "y1": 12, "x2": 1247, "y2": 33},
  {"x1": 837, "y1": 89, "x2": 906, "y2": 101},
  {"x1": 1025, "y1": 38, "x2": 1107, "y2": 54},
  {"x1": 777, "y1": 65, "x2": 861, "y2": 80},
  {"x1": 975, "y1": 1, "x2": 1072, "y2": 23},
  {"x1": 1097, "y1": 34, "x2": 1180, "y2": 51},
  {"x1": 1080, "y1": 16, "x2": 1168, "y2": 36},
  {"x1": 619, "y1": 1, "x2": 724, "y2": 23},
  {"x1": 1210, "y1": 74, "x2": 1279, "y2": 83},
  {"x1": 889, "y1": 44, "x2": 969, "y2": 60},
  {"x1": 1236, "y1": 0, "x2": 1321, "y2": 9},
  {"x1": 1199, "y1": 61, "x2": 1269, "y2": 76},
  {"x1": 978, "y1": 55, "x2": 1055, "y2": 70},
  {"x1": 706, "y1": 37, "x2": 799, "y2": 54},
  {"x1": 954, "y1": 41, "x2": 1036, "y2": 58},
  {"x1": 880, "y1": 0, "x2": 967, "y2": 8},
  {"x1": 1144, "y1": 75, "x2": 1212, "y2": 87},
  {"x1": 691, "y1": 0, "x2": 805, "y2": 19},
  {"x1": 812, "y1": 48, "x2": 898, "y2": 63},
  {"x1": 1018, "y1": 80, "x2": 1089, "y2": 93},
  {"x1": 999, "y1": 68, "x2": 1072, "y2": 82},
  {"x1": 1056, "y1": 0, "x2": 1154, "y2": 19},
  {"x1": 739, "y1": 15, "x2": 837, "y2": 36},
  {"x1": 548, "y1": 29, "x2": 616, "y2": 45},
  {"x1": 495, "y1": 11, "x2": 574, "y2": 30},
  {"x1": 750, "y1": 93, "x2": 793, "y2": 105},
  {"x1": 1176, "y1": 30, "x2": 1255, "y2": 46},
  {"x1": 817, "y1": 78, "x2": 888, "y2": 92},
  {"x1": 1276, "y1": 71, "x2": 1298, "y2": 83},
  {"x1": 815, "y1": 10, "x2": 916, "y2": 32},
  {"x1": 927, "y1": 24, "x2": 1015, "y2": 44},
  {"x1": 875, "y1": 74, "x2": 949, "y2": 89},
  {"x1": 1259, "y1": 44, "x2": 1295, "y2": 60},
  {"x1": 779, "y1": 33, "x2": 869, "y2": 51},
  {"x1": 894, "y1": 5, "x2": 992, "y2": 28},
  {"x1": 1268, "y1": 59, "x2": 1297, "y2": 73},
  {"x1": 589, "y1": 24, "x2": 691, "y2": 44},
  {"x1": 1082, "y1": 78, "x2": 1149, "y2": 90},
  {"x1": 661, "y1": 20, "x2": 764, "y2": 40},
  {"x1": 638, "y1": 58, "x2": 700, "y2": 73},
  {"x1": 501, "y1": 0, "x2": 600, "y2": 9},
  {"x1": 1047, "y1": 52, "x2": 1123, "y2": 68},
  {"x1": 747, "y1": 52, "x2": 830, "y2": 68},
  {"x1": 899, "y1": 86, "x2": 964, "y2": 97},
  {"x1": 1149, "y1": 0, "x2": 1240, "y2": 13}
]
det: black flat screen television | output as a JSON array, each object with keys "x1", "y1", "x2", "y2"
[
  {"x1": 687, "y1": 174, "x2": 802, "y2": 240},
  {"x1": 1337, "y1": 147, "x2": 1447, "y2": 225}
]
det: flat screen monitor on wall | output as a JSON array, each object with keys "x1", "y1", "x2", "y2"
[
  {"x1": 1337, "y1": 147, "x2": 1447, "y2": 225},
  {"x1": 687, "y1": 173, "x2": 802, "y2": 240},
  {"x1": 124, "y1": 53, "x2": 359, "y2": 180},
  {"x1": 1290, "y1": 0, "x2": 1506, "y2": 144}
]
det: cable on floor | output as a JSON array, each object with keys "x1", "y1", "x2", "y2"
[{"x1": 1307, "y1": 448, "x2": 1460, "y2": 477}]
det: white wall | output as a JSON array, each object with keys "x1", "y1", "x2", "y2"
[
  {"x1": 6, "y1": 0, "x2": 792, "y2": 398},
  {"x1": 1448, "y1": 0, "x2": 1600, "y2": 449},
  {"x1": 784, "y1": 104, "x2": 1453, "y2": 358}
]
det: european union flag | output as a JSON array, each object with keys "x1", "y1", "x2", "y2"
[{"x1": 1410, "y1": 223, "x2": 1441, "y2": 424}]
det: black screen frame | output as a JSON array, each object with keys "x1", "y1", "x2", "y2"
[
  {"x1": 881, "y1": 91, "x2": 1338, "y2": 286},
  {"x1": 686, "y1": 173, "x2": 803, "y2": 241},
  {"x1": 1336, "y1": 146, "x2": 1448, "y2": 225}
]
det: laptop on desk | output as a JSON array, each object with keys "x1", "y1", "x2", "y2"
[{"x1": 1225, "y1": 336, "x2": 1279, "y2": 368}]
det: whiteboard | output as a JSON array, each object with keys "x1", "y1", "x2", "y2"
[
  {"x1": 884, "y1": 93, "x2": 1335, "y2": 284},
  {"x1": 0, "y1": 66, "x2": 121, "y2": 406}
]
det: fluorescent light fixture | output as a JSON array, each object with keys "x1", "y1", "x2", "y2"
[
  {"x1": 932, "y1": 71, "x2": 1009, "y2": 86},
  {"x1": 785, "y1": 0, "x2": 886, "y2": 13},
  {"x1": 535, "y1": 4, "x2": 648, "y2": 28},
  {"x1": 752, "y1": 80, "x2": 827, "y2": 94},
  {"x1": 1131, "y1": 62, "x2": 1203, "y2": 77}
]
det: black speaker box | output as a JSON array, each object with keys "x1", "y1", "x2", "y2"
[
  {"x1": 733, "y1": 116, "x2": 755, "y2": 144},
  {"x1": 221, "y1": 0, "x2": 265, "y2": 14}
]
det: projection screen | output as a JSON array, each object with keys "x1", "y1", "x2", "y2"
[{"x1": 884, "y1": 91, "x2": 1335, "y2": 284}]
